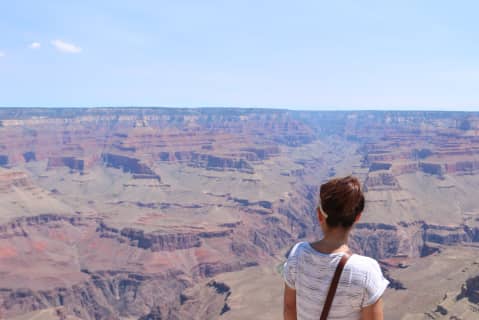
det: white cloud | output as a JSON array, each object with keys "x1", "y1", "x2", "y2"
[
  {"x1": 51, "y1": 39, "x2": 82, "y2": 53},
  {"x1": 30, "y1": 42, "x2": 41, "y2": 49},
  {"x1": 0, "y1": 51, "x2": 5, "y2": 58}
]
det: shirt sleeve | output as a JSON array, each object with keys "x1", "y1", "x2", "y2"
[
  {"x1": 362, "y1": 259, "x2": 390, "y2": 307},
  {"x1": 282, "y1": 242, "x2": 302, "y2": 289}
]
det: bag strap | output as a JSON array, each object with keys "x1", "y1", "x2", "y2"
[{"x1": 320, "y1": 252, "x2": 351, "y2": 320}]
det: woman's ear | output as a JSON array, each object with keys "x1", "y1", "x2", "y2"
[
  {"x1": 354, "y1": 212, "x2": 362, "y2": 223},
  {"x1": 317, "y1": 207, "x2": 324, "y2": 223}
]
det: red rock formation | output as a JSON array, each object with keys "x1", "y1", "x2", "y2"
[{"x1": 1, "y1": 108, "x2": 479, "y2": 319}]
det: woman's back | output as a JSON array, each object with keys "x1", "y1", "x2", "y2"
[{"x1": 283, "y1": 241, "x2": 389, "y2": 320}]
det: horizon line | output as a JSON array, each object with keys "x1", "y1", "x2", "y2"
[{"x1": 1, "y1": 105, "x2": 479, "y2": 112}]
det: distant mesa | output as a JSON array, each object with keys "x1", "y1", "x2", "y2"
[
  {"x1": 47, "y1": 156, "x2": 85, "y2": 174},
  {"x1": 190, "y1": 153, "x2": 254, "y2": 174},
  {"x1": 101, "y1": 153, "x2": 160, "y2": 180}
]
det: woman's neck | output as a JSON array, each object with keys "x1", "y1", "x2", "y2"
[{"x1": 312, "y1": 228, "x2": 351, "y2": 254}]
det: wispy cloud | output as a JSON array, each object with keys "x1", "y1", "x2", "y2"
[
  {"x1": 51, "y1": 39, "x2": 82, "y2": 53},
  {"x1": 0, "y1": 51, "x2": 5, "y2": 58},
  {"x1": 30, "y1": 42, "x2": 41, "y2": 49}
]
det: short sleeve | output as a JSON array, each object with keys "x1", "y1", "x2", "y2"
[
  {"x1": 282, "y1": 242, "x2": 303, "y2": 289},
  {"x1": 362, "y1": 259, "x2": 389, "y2": 307}
]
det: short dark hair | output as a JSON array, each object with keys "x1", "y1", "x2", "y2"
[{"x1": 319, "y1": 176, "x2": 365, "y2": 228}]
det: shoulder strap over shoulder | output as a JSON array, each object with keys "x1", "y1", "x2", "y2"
[{"x1": 320, "y1": 252, "x2": 351, "y2": 320}]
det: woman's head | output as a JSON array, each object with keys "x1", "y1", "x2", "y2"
[{"x1": 319, "y1": 176, "x2": 365, "y2": 229}]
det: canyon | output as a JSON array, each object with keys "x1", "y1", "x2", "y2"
[{"x1": 0, "y1": 108, "x2": 479, "y2": 319}]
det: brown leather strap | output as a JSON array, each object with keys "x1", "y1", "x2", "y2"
[{"x1": 320, "y1": 253, "x2": 351, "y2": 320}]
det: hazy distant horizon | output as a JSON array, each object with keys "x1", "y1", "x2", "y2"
[{"x1": 1, "y1": 105, "x2": 479, "y2": 112}]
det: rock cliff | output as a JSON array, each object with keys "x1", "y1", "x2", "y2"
[{"x1": 1, "y1": 108, "x2": 479, "y2": 319}]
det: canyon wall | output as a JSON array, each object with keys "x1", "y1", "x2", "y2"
[{"x1": 0, "y1": 108, "x2": 479, "y2": 319}]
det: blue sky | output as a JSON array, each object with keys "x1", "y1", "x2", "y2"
[{"x1": 1, "y1": 0, "x2": 479, "y2": 110}]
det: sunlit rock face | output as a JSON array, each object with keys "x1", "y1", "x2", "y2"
[{"x1": 0, "y1": 108, "x2": 479, "y2": 319}]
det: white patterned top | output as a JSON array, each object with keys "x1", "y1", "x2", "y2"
[{"x1": 282, "y1": 241, "x2": 389, "y2": 320}]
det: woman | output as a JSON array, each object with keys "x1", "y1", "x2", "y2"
[{"x1": 283, "y1": 176, "x2": 389, "y2": 320}]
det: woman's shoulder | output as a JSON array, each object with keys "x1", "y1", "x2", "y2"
[
  {"x1": 349, "y1": 253, "x2": 382, "y2": 273},
  {"x1": 285, "y1": 241, "x2": 309, "y2": 258},
  {"x1": 350, "y1": 254, "x2": 390, "y2": 306}
]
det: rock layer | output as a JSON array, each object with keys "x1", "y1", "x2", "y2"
[{"x1": 1, "y1": 108, "x2": 479, "y2": 319}]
